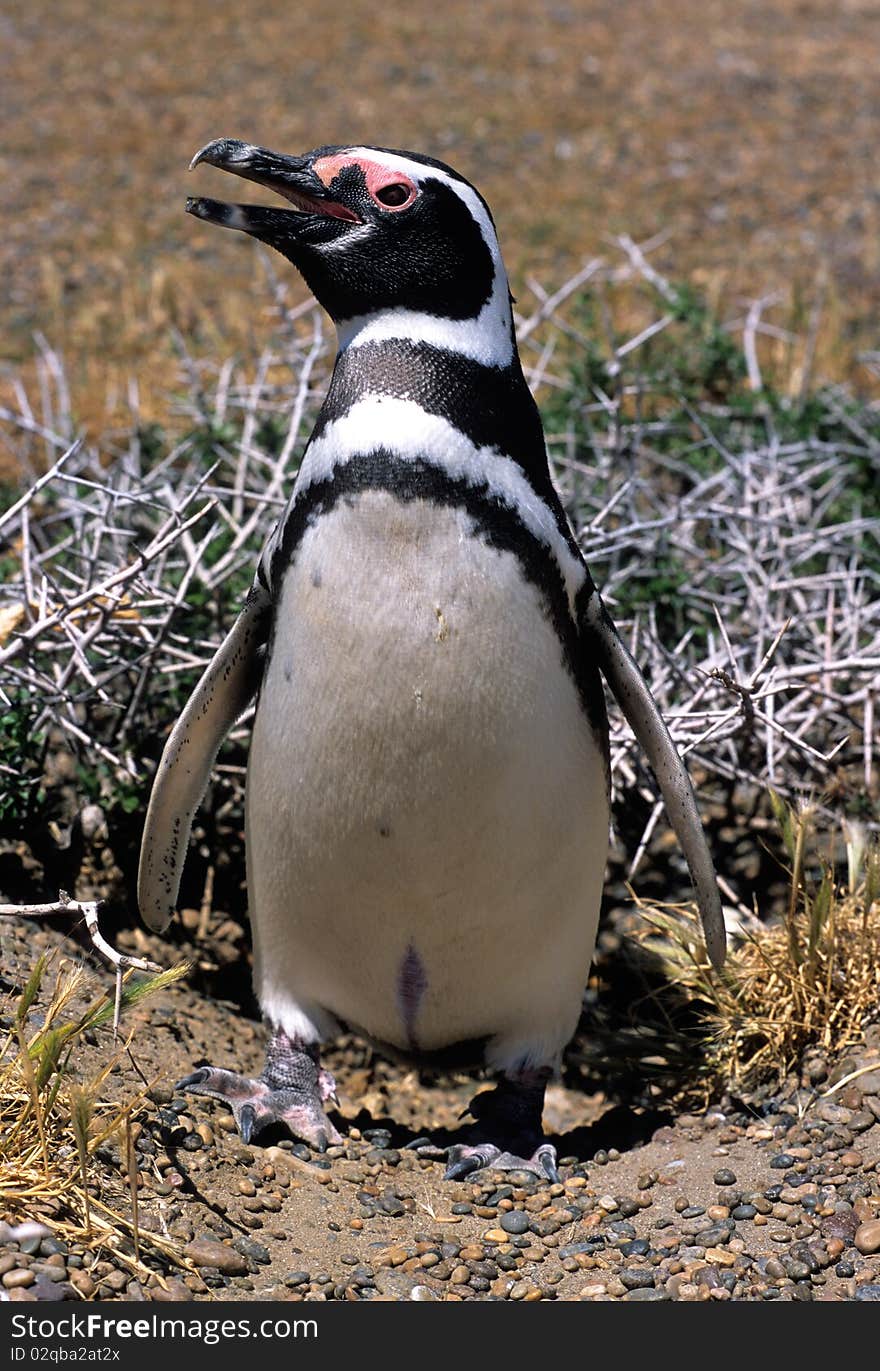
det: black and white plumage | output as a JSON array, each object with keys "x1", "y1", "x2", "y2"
[{"x1": 138, "y1": 140, "x2": 724, "y2": 1179}]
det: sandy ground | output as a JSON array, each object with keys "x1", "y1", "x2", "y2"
[{"x1": 3, "y1": 902, "x2": 879, "y2": 1303}]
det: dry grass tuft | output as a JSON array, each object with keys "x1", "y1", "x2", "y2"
[
  {"x1": 0, "y1": 953, "x2": 192, "y2": 1282},
  {"x1": 637, "y1": 798, "x2": 880, "y2": 1093}
]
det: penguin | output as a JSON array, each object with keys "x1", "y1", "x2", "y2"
[{"x1": 138, "y1": 139, "x2": 725, "y2": 1181}]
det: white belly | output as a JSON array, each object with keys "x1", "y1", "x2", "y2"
[{"x1": 246, "y1": 492, "x2": 609, "y2": 1070}]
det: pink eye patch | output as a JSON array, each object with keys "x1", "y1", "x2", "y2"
[{"x1": 313, "y1": 154, "x2": 418, "y2": 211}]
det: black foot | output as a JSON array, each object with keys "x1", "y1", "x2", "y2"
[
  {"x1": 177, "y1": 1028, "x2": 341, "y2": 1150},
  {"x1": 441, "y1": 1069, "x2": 559, "y2": 1182},
  {"x1": 444, "y1": 1141, "x2": 559, "y2": 1182}
]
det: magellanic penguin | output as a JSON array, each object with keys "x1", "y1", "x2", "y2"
[{"x1": 138, "y1": 139, "x2": 725, "y2": 1181}]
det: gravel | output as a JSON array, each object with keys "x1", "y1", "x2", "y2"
[{"x1": 2, "y1": 915, "x2": 879, "y2": 1304}]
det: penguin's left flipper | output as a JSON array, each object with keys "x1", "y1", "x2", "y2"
[
  {"x1": 138, "y1": 585, "x2": 271, "y2": 933},
  {"x1": 583, "y1": 593, "x2": 726, "y2": 969}
]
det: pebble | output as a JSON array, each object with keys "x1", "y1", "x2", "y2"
[
  {"x1": 500, "y1": 1211, "x2": 530, "y2": 1235},
  {"x1": 233, "y1": 1237, "x2": 271, "y2": 1264},
  {"x1": 183, "y1": 1240, "x2": 248, "y2": 1275},
  {"x1": 33, "y1": 1265, "x2": 67, "y2": 1283},
  {"x1": 3, "y1": 1270, "x2": 35, "y2": 1289},
  {"x1": 151, "y1": 1279, "x2": 195, "y2": 1302},
  {"x1": 620, "y1": 1269, "x2": 655, "y2": 1290},
  {"x1": 821, "y1": 1210, "x2": 859, "y2": 1243},
  {"x1": 713, "y1": 1169, "x2": 737, "y2": 1186},
  {"x1": 731, "y1": 1205, "x2": 757, "y2": 1220},
  {"x1": 854, "y1": 1221, "x2": 880, "y2": 1255},
  {"x1": 694, "y1": 1225, "x2": 731, "y2": 1247}
]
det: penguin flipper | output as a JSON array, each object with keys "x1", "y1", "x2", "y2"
[
  {"x1": 137, "y1": 586, "x2": 271, "y2": 933},
  {"x1": 583, "y1": 593, "x2": 726, "y2": 969}
]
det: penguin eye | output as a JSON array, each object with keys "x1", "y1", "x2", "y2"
[{"x1": 374, "y1": 182, "x2": 413, "y2": 208}]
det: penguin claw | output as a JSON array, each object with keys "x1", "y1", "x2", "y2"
[
  {"x1": 535, "y1": 1143, "x2": 560, "y2": 1184},
  {"x1": 239, "y1": 1103, "x2": 256, "y2": 1144},
  {"x1": 175, "y1": 1064, "x2": 265, "y2": 1104},
  {"x1": 175, "y1": 1068, "x2": 210, "y2": 1092},
  {"x1": 444, "y1": 1143, "x2": 504, "y2": 1180}
]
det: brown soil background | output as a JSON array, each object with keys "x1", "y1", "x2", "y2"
[{"x1": 3, "y1": 0, "x2": 880, "y2": 432}]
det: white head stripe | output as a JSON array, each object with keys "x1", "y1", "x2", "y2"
[
  {"x1": 329, "y1": 148, "x2": 514, "y2": 368},
  {"x1": 336, "y1": 148, "x2": 500, "y2": 259}
]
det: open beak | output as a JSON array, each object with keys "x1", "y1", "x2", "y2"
[{"x1": 186, "y1": 138, "x2": 359, "y2": 236}]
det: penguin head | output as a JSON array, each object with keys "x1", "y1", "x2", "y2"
[{"x1": 188, "y1": 139, "x2": 514, "y2": 362}]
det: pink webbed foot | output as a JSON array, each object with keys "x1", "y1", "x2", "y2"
[{"x1": 177, "y1": 1028, "x2": 342, "y2": 1151}]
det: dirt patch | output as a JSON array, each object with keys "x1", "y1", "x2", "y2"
[{"x1": 2, "y1": 912, "x2": 879, "y2": 1303}]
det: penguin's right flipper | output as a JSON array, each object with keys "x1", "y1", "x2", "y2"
[
  {"x1": 583, "y1": 592, "x2": 726, "y2": 970},
  {"x1": 138, "y1": 586, "x2": 271, "y2": 933}
]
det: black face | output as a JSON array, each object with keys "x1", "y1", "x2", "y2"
[{"x1": 187, "y1": 139, "x2": 497, "y2": 324}]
